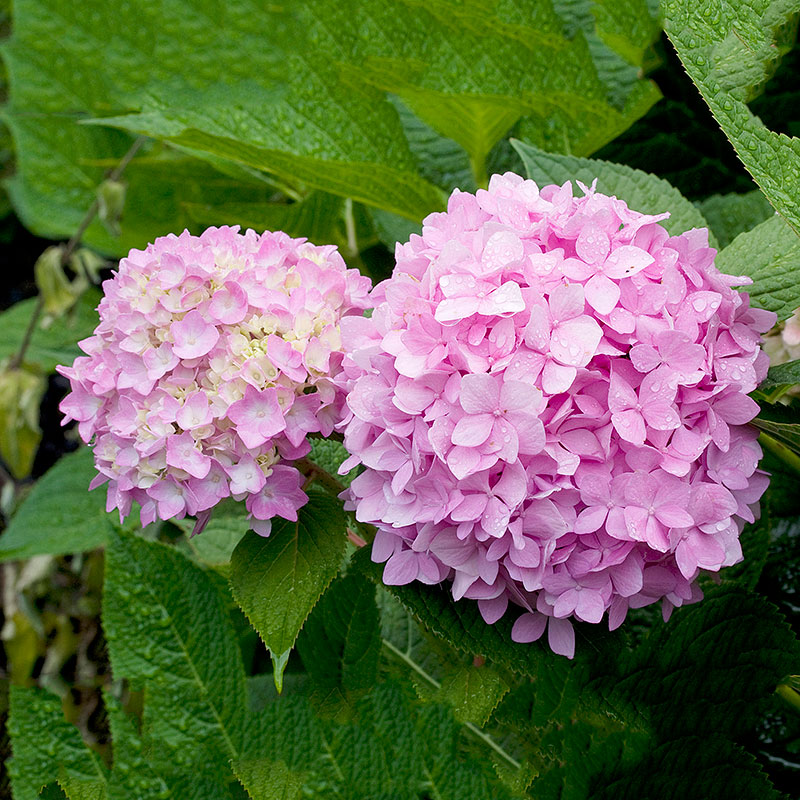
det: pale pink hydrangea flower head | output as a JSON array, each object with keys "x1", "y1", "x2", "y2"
[
  {"x1": 59, "y1": 226, "x2": 372, "y2": 536},
  {"x1": 338, "y1": 173, "x2": 775, "y2": 658}
]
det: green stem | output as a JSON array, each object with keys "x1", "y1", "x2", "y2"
[
  {"x1": 381, "y1": 638, "x2": 521, "y2": 771},
  {"x1": 759, "y1": 432, "x2": 800, "y2": 476}
]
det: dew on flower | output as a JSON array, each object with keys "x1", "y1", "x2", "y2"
[{"x1": 338, "y1": 172, "x2": 775, "y2": 658}]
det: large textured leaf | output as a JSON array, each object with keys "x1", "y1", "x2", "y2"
[
  {"x1": 0, "y1": 448, "x2": 112, "y2": 561},
  {"x1": 229, "y1": 490, "x2": 348, "y2": 662},
  {"x1": 353, "y1": 547, "x2": 573, "y2": 678},
  {"x1": 511, "y1": 139, "x2": 715, "y2": 242},
  {"x1": 0, "y1": 290, "x2": 100, "y2": 374},
  {"x1": 7, "y1": 686, "x2": 108, "y2": 800},
  {"x1": 297, "y1": 574, "x2": 381, "y2": 711},
  {"x1": 715, "y1": 215, "x2": 800, "y2": 320},
  {"x1": 103, "y1": 528, "x2": 247, "y2": 785},
  {"x1": 664, "y1": 0, "x2": 800, "y2": 237},
  {"x1": 616, "y1": 588, "x2": 799, "y2": 739},
  {"x1": 2, "y1": 0, "x2": 659, "y2": 240},
  {"x1": 103, "y1": 692, "x2": 169, "y2": 800},
  {"x1": 301, "y1": 0, "x2": 660, "y2": 180},
  {"x1": 696, "y1": 190, "x2": 775, "y2": 248}
]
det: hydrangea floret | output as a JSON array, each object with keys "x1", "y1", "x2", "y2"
[
  {"x1": 59, "y1": 226, "x2": 372, "y2": 535},
  {"x1": 338, "y1": 173, "x2": 775, "y2": 658}
]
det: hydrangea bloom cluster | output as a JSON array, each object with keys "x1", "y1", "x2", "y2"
[
  {"x1": 59, "y1": 226, "x2": 371, "y2": 535},
  {"x1": 338, "y1": 173, "x2": 774, "y2": 658}
]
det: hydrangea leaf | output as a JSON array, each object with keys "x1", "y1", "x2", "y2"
[
  {"x1": 232, "y1": 759, "x2": 305, "y2": 800},
  {"x1": 7, "y1": 686, "x2": 108, "y2": 800},
  {"x1": 352, "y1": 547, "x2": 573, "y2": 678},
  {"x1": 595, "y1": 738, "x2": 781, "y2": 800},
  {"x1": 664, "y1": 0, "x2": 800, "y2": 237},
  {"x1": 590, "y1": 0, "x2": 660, "y2": 66},
  {"x1": 308, "y1": 0, "x2": 660, "y2": 178},
  {"x1": 0, "y1": 448, "x2": 113, "y2": 561},
  {"x1": 751, "y1": 402, "x2": 800, "y2": 459},
  {"x1": 616, "y1": 587, "x2": 799, "y2": 740},
  {"x1": 308, "y1": 438, "x2": 359, "y2": 489},
  {"x1": 510, "y1": 139, "x2": 716, "y2": 243},
  {"x1": 297, "y1": 574, "x2": 381, "y2": 713},
  {"x1": 760, "y1": 358, "x2": 800, "y2": 394},
  {"x1": 174, "y1": 499, "x2": 250, "y2": 571},
  {"x1": 183, "y1": 191, "x2": 345, "y2": 248},
  {"x1": 0, "y1": 290, "x2": 101, "y2": 375},
  {"x1": 103, "y1": 528, "x2": 247, "y2": 784},
  {"x1": 696, "y1": 190, "x2": 775, "y2": 248},
  {"x1": 433, "y1": 665, "x2": 510, "y2": 727},
  {"x1": 229, "y1": 490, "x2": 348, "y2": 673},
  {"x1": 715, "y1": 215, "x2": 800, "y2": 320},
  {"x1": 102, "y1": 692, "x2": 169, "y2": 800}
]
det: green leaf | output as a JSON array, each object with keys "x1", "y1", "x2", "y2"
[
  {"x1": 183, "y1": 191, "x2": 345, "y2": 247},
  {"x1": 617, "y1": 587, "x2": 799, "y2": 739},
  {"x1": 352, "y1": 547, "x2": 565, "y2": 679},
  {"x1": 751, "y1": 402, "x2": 800, "y2": 458},
  {"x1": 434, "y1": 665, "x2": 509, "y2": 727},
  {"x1": 232, "y1": 759, "x2": 304, "y2": 800},
  {"x1": 510, "y1": 139, "x2": 715, "y2": 242},
  {"x1": 229, "y1": 490, "x2": 347, "y2": 667},
  {"x1": 308, "y1": 438, "x2": 358, "y2": 489},
  {"x1": 715, "y1": 214, "x2": 800, "y2": 320},
  {"x1": 102, "y1": 692, "x2": 169, "y2": 800},
  {"x1": 664, "y1": 0, "x2": 800, "y2": 238},
  {"x1": 0, "y1": 448, "x2": 112, "y2": 561},
  {"x1": 596, "y1": 737, "x2": 781, "y2": 800},
  {"x1": 0, "y1": 290, "x2": 101, "y2": 374},
  {"x1": 297, "y1": 574, "x2": 381, "y2": 712},
  {"x1": 696, "y1": 190, "x2": 775, "y2": 249},
  {"x1": 306, "y1": 0, "x2": 659, "y2": 179},
  {"x1": 176, "y1": 499, "x2": 250, "y2": 571},
  {"x1": 760, "y1": 358, "x2": 800, "y2": 394},
  {"x1": 103, "y1": 528, "x2": 247, "y2": 784},
  {"x1": 7, "y1": 686, "x2": 108, "y2": 800},
  {"x1": 718, "y1": 514, "x2": 771, "y2": 590},
  {"x1": 591, "y1": 0, "x2": 660, "y2": 66}
]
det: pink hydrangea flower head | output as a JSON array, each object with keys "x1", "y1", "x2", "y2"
[
  {"x1": 59, "y1": 226, "x2": 372, "y2": 534},
  {"x1": 339, "y1": 173, "x2": 775, "y2": 658}
]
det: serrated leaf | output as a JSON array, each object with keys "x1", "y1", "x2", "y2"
[
  {"x1": 308, "y1": 438, "x2": 358, "y2": 489},
  {"x1": 103, "y1": 528, "x2": 247, "y2": 783},
  {"x1": 0, "y1": 290, "x2": 101, "y2": 374},
  {"x1": 7, "y1": 686, "x2": 108, "y2": 800},
  {"x1": 751, "y1": 402, "x2": 800, "y2": 458},
  {"x1": 696, "y1": 190, "x2": 775, "y2": 248},
  {"x1": 176, "y1": 499, "x2": 250, "y2": 570},
  {"x1": 297, "y1": 574, "x2": 381, "y2": 713},
  {"x1": 229, "y1": 490, "x2": 347, "y2": 663},
  {"x1": 352, "y1": 547, "x2": 565, "y2": 679},
  {"x1": 233, "y1": 759, "x2": 304, "y2": 800},
  {"x1": 102, "y1": 692, "x2": 168, "y2": 800},
  {"x1": 511, "y1": 139, "x2": 715, "y2": 242},
  {"x1": 760, "y1": 358, "x2": 800, "y2": 394},
  {"x1": 183, "y1": 190, "x2": 345, "y2": 247},
  {"x1": 664, "y1": 0, "x2": 800, "y2": 238},
  {"x1": 0, "y1": 448, "x2": 112, "y2": 561},
  {"x1": 435, "y1": 665, "x2": 509, "y2": 727},
  {"x1": 617, "y1": 587, "x2": 799, "y2": 739},
  {"x1": 595, "y1": 737, "x2": 781, "y2": 800},
  {"x1": 719, "y1": 514, "x2": 771, "y2": 590},
  {"x1": 715, "y1": 214, "x2": 800, "y2": 320}
]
